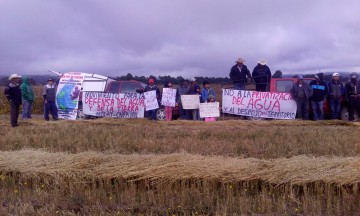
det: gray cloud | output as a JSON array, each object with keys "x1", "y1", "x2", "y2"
[{"x1": 1, "y1": 0, "x2": 359, "y2": 78}]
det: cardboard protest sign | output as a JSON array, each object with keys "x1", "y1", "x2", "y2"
[
  {"x1": 82, "y1": 92, "x2": 145, "y2": 118},
  {"x1": 199, "y1": 102, "x2": 220, "y2": 118},
  {"x1": 161, "y1": 88, "x2": 176, "y2": 107},
  {"x1": 144, "y1": 90, "x2": 159, "y2": 111},
  {"x1": 56, "y1": 72, "x2": 86, "y2": 120},
  {"x1": 181, "y1": 95, "x2": 200, "y2": 109},
  {"x1": 222, "y1": 89, "x2": 297, "y2": 120}
]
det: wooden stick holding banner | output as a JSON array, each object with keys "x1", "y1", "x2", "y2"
[
  {"x1": 144, "y1": 90, "x2": 159, "y2": 111},
  {"x1": 181, "y1": 95, "x2": 200, "y2": 109}
]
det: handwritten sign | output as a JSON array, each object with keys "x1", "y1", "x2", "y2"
[
  {"x1": 161, "y1": 88, "x2": 176, "y2": 107},
  {"x1": 199, "y1": 102, "x2": 220, "y2": 118},
  {"x1": 222, "y1": 89, "x2": 297, "y2": 119},
  {"x1": 181, "y1": 95, "x2": 200, "y2": 109},
  {"x1": 82, "y1": 92, "x2": 145, "y2": 118},
  {"x1": 144, "y1": 90, "x2": 159, "y2": 111},
  {"x1": 56, "y1": 72, "x2": 86, "y2": 120}
]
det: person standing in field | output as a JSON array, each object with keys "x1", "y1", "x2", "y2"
[
  {"x1": 252, "y1": 59, "x2": 271, "y2": 92},
  {"x1": 20, "y1": 76, "x2": 35, "y2": 119},
  {"x1": 163, "y1": 80, "x2": 174, "y2": 121},
  {"x1": 188, "y1": 78, "x2": 201, "y2": 120},
  {"x1": 309, "y1": 73, "x2": 328, "y2": 120},
  {"x1": 176, "y1": 79, "x2": 191, "y2": 120},
  {"x1": 4, "y1": 74, "x2": 22, "y2": 127},
  {"x1": 201, "y1": 80, "x2": 216, "y2": 103},
  {"x1": 290, "y1": 75, "x2": 313, "y2": 120},
  {"x1": 43, "y1": 78, "x2": 58, "y2": 121},
  {"x1": 229, "y1": 58, "x2": 252, "y2": 90},
  {"x1": 144, "y1": 78, "x2": 161, "y2": 120},
  {"x1": 345, "y1": 72, "x2": 360, "y2": 121},
  {"x1": 328, "y1": 73, "x2": 345, "y2": 119}
]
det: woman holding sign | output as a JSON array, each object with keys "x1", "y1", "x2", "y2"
[{"x1": 163, "y1": 81, "x2": 174, "y2": 121}]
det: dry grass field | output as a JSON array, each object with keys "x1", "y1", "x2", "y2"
[{"x1": 0, "y1": 117, "x2": 360, "y2": 215}]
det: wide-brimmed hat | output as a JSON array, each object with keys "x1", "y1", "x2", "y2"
[
  {"x1": 235, "y1": 58, "x2": 245, "y2": 63},
  {"x1": 258, "y1": 59, "x2": 267, "y2": 65},
  {"x1": 8, "y1": 74, "x2": 21, "y2": 80},
  {"x1": 332, "y1": 73, "x2": 340, "y2": 77}
]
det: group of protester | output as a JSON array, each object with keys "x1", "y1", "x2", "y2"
[
  {"x1": 4, "y1": 74, "x2": 58, "y2": 127},
  {"x1": 291, "y1": 72, "x2": 360, "y2": 121},
  {"x1": 4, "y1": 63, "x2": 360, "y2": 126},
  {"x1": 142, "y1": 77, "x2": 217, "y2": 121}
]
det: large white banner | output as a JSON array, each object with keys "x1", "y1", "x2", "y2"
[
  {"x1": 144, "y1": 90, "x2": 159, "y2": 111},
  {"x1": 56, "y1": 72, "x2": 86, "y2": 120},
  {"x1": 181, "y1": 95, "x2": 200, "y2": 109},
  {"x1": 222, "y1": 89, "x2": 297, "y2": 119},
  {"x1": 161, "y1": 88, "x2": 176, "y2": 107},
  {"x1": 199, "y1": 102, "x2": 220, "y2": 118},
  {"x1": 82, "y1": 92, "x2": 145, "y2": 118}
]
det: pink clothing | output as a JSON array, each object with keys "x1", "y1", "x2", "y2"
[
  {"x1": 165, "y1": 106, "x2": 173, "y2": 121},
  {"x1": 205, "y1": 117, "x2": 216, "y2": 122}
]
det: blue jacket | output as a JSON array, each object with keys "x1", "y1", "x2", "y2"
[
  {"x1": 309, "y1": 80, "x2": 328, "y2": 102},
  {"x1": 201, "y1": 88, "x2": 216, "y2": 102}
]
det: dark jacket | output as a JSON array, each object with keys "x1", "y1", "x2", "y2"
[
  {"x1": 20, "y1": 76, "x2": 35, "y2": 102},
  {"x1": 43, "y1": 84, "x2": 57, "y2": 102},
  {"x1": 345, "y1": 80, "x2": 360, "y2": 99},
  {"x1": 144, "y1": 85, "x2": 161, "y2": 102},
  {"x1": 328, "y1": 80, "x2": 344, "y2": 100},
  {"x1": 309, "y1": 80, "x2": 328, "y2": 102},
  {"x1": 290, "y1": 82, "x2": 313, "y2": 102},
  {"x1": 229, "y1": 64, "x2": 251, "y2": 84},
  {"x1": 176, "y1": 85, "x2": 190, "y2": 103},
  {"x1": 4, "y1": 81, "x2": 22, "y2": 105},
  {"x1": 252, "y1": 64, "x2": 271, "y2": 84}
]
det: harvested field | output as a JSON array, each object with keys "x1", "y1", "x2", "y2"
[{"x1": 0, "y1": 118, "x2": 360, "y2": 215}]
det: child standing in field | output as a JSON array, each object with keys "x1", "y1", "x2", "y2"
[
  {"x1": 204, "y1": 94, "x2": 217, "y2": 122},
  {"x1": 164, "y1": 81, "x2": 173, "y2": 121}
]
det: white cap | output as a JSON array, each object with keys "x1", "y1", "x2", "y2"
[
  {"x1": 190, "y1": 77, "x2": 196, "y2": 82},
  {"x1": 332, "y1": 73, "x2": 339, "y2": 77},
  {"x1": 9, "y1": 74, "x2": 21, "y2": 80}
]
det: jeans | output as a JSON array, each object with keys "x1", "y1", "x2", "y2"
[
  {"x1": 10, "y1": 101, "x2": 20, "y2": 127},
  {"x1": 22, "y1": 100, "x2": 33, "y2": 119},
  {"x1": 234, "y1": 83, "x2": 245, "y2": 90},
  {"x1": 44, "y1": 101, "x2": 58, "y2": 120},
  {"x1": 329, "y1": 98, "x2": 341, "y2": 120},
  {"x1": 310, "y1": 100, "x2": 324, "y2": 120},
  {"x1": 191, "y1": 109, "x2": 200, "y2": 120},
  {"x1": 296, "y1": 100, "x2": 309, "y2": 120},
  {"x1": 179, "y1": 104, "x2": 191, "y2": 120},
  {"x1": 146, "y1": 109, "x2": 158, "y2": 120}
]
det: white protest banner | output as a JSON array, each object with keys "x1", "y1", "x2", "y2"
[
  {"x1": 222, "y1": 89, "x2": 297, "y2": 120},
  {"x1": 56, "y1": 72, "x2": 86, "y2": 120},
  {"x1": 199, "y1": 102, "x2": 220, "y2": 118},
  {"x1": 82, "y1": 92, "x2": 145, "y2": 118},
  {"x1": 144, "y1": 90, "x2": 159, "y2": 111},
  {"x1": 161, "y1": 88, "x2": 176, "y2": 107},
  {"x1": 181, "y1": 95, "x2": 200, "y2": 109}
]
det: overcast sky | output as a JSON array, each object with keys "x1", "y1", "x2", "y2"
[{"x1": 1, "y1": 0, "x2": 359, "y2": 78}]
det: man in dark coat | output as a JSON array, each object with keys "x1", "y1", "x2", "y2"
[
  {"x1": 290, "y1": 75, "x2": 313, "y2": 120},
  {"x1": 4, "y1": 74, "x2": 22, "y2": 127},
  {"x1": 345, "y1": 72, "x2": 360, "y2": 121},
  {"x1": 229, "y1": 58, "x2": 252, "y2": 90},
  {"x1": 328, "y1": 73, "x2": 345, "y2": 119},
  {"x1": 144, "y1": 78, "x2": 161, "y2": 120},
  {"x1": 309, "y1": 73, "x2": 328, "y2": 120},
  {"x1": 252, "y1": 59, "x2": 271, "y2": 92}
]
